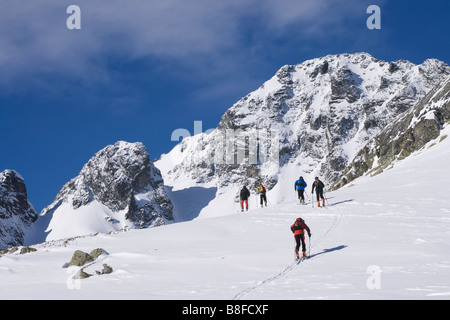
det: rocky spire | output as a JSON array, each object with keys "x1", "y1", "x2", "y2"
[
  {"x1": 39, "y1": 141, "x2": 174, "y2": 241},
  {"x1": 0, "y1": 170, "x2": 38, "y2": 249}
]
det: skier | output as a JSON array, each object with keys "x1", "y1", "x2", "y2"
[
  {"x1": 294, "y1": 176, "x2": 307, "y2": 204},
  {"x1": 240, "y1": 185, "x2": 250, "y2": 212},
  {"x1": 256, "y1": 182, "x2": 267, "y2": 207},
  {"x1": 290, "y1": 217, "x2": 311, "y2": 260},
  {"x1": 311, "y1": 177, "x2": 325, "y2": 207}
]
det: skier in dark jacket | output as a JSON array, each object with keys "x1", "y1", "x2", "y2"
[
  {"x1": 311, "y1": 177, "x2": 325, "y2": 207},
  {"x1": 291, "y1": 217, "x2": 311, "y2": 259},
  {"x1": 240, "y1": 186, "x2": 250, "y2": 212},
  {"x1": 294, "y1": 176, "x2": 307, "y2": 204}
]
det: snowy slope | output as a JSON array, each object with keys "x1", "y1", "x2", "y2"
[{"x1": 1, "y1": 125, "x2": 449, "y2": 300}]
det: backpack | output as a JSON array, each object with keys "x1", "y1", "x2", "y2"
[
  {"x1": 295, "y1": 218, "x2": 304, "y2": 228},
  {"x1": 240, "y1": 188, "x2": 249, "y2": 199},
  {"x1": 296, "y1": 179, "x2": 306, "y2": 188},
  {"x1": 291, "y1": 218, "x2": 304, "y2": 232}
]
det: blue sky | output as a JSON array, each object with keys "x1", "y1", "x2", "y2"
[{"x1": 1, "y1": 0, "x2": 449, "y2": 211}]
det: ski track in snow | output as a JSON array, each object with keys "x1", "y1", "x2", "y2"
[{"x1": 233, "y1": 204, "x2": 344, "y2": 300}]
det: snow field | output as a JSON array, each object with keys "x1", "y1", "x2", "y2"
[{"x1": 0, "y1": 201, "x2": 344, "y2": 299}]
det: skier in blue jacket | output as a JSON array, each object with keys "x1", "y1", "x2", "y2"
[{"x1": 294, "y1": 176, "x2": 307, "y2": 204}]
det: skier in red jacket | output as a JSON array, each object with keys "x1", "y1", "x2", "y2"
[{"x1": 290, "y1": 217, "x2": 311, "y2": 260}]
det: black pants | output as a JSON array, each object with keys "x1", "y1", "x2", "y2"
[
  {"x1": 315, "y1": 189, "x2": 324, "y2": 201},
  {"x1": 297, "y1": 190, "x2": 305, "y2": 202},
  {"x1": 295, "y1": 234, "x2": 306, "y2": 252},
  {"x1": 260, "y1": 194, "x2": 267, "y2": 205}
]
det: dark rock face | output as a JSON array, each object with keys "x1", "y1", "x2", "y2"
[
  {"x1": 330, "y1": 67, "x2": 362, "y2": 103},
  {"x1": 0, "y1": 170, "x2": 38, "y2": 249}
]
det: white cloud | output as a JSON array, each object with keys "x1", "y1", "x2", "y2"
[{"x1": 0, "y1": 0, "x2": 377, "y2": 101}]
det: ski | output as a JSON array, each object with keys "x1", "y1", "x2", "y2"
[{"x1": 295, "y1": 256, "x2": 307, "y2": 264}]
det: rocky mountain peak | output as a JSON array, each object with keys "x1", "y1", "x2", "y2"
[
  {"x1": 157, "y1": 53, "x2": 450, "y2": 200},
  {"x1": 0, "y1": 170, "x2": 38, "y2": 249},
  {"x1": 39, "y1": 141, "x2": 174, "y2": 241}
]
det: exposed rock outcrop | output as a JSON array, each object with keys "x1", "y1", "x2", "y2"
[
  {"x1": 38, "y1": 141, "x2": 174, "y2": 241},
  {"x1": 0, "y1": 170, "x2": 38, "y2": 249},
  {"x1": 333, "y1": 75, "x2": 450, "y2": 189}
]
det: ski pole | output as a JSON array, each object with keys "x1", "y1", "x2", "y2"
[{"x1": 308, "y1": 235, "x2": 311, "y2": 258}]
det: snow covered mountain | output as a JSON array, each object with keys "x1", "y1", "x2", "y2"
[
  {"x1": 2, "y1": 52, "x2": 448, "y2": 244},
  {"x1": 334, "y1": 74, "x2": 450, "y2": 189},
  {"x1": 156, "y1": 53, "x2": 450, "y2": 215},
  {"x1": 1, "y1": 123, "x2": 449, "y2": 300},
  {"x1": 31, "y1": 141, "x2": 174, "y2": 242},
  {"x1": 1, "y1": 52, "x2": 450, "y2": 300},
  {"x1": 0, "y1": 170, "x2": 37, "y2": 249}
]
